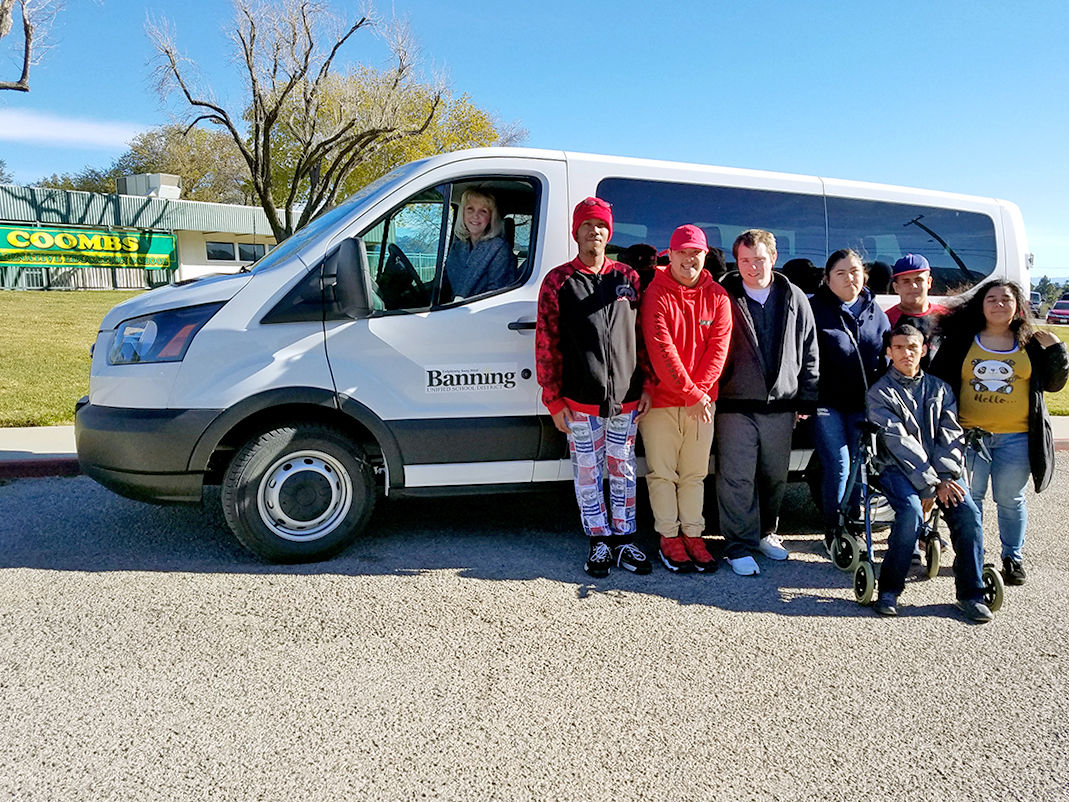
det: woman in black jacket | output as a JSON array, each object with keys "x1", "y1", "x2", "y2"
[
  {"x1": 808, "y1": 249, "x2": 890, "y2": 550},
  {"x1": 930, "y1": 279, "x2": 1068, "y2": 585}
]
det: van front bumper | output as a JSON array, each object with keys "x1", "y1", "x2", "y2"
[{"x1": 75, "y1": 397, "x2": 221, "y2": 504}]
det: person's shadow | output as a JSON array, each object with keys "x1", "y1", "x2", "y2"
[{"x1": 0, "y1": 475, "x2": 880, "y2": 617}]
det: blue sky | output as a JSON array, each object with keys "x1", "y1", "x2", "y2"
[{"x1": 2, "y1": 0, "x2": 1068, "y2": 276}]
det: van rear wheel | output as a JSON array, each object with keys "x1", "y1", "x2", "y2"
[{"x1": 221, "y1": 423, "x2": 375, "y2": 563}]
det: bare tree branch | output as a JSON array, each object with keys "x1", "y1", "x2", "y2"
[
  {"x1": 147, "y1": 0, "x2": 461, "y2": 241},
  {"x1": 0, "y1": 0, "x2": 62, "y2": 92}
]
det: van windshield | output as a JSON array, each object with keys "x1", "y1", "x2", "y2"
[{"x1": 250, "y1": 158, "x2": 432, "y2": 275}]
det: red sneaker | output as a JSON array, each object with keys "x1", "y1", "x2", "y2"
[
  {"x1": 683, "y1": 536, "x2": 718, "y2": 573},
  {"x1": 658, "y1": 535, "x2": 695, "y2": 573}
]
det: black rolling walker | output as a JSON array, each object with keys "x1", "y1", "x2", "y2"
[{"x1": 828, "y1": 421, "x2": 1005, "y2": 610}]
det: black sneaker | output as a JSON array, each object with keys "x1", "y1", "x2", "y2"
[
  {"x1": 1002, "y1": 557, "x2": 1027, "y2": 586},
  {"x1": 585, "y1": 540, "x2": 612, "y2": 578},
  {"x1": 873, "y1": 592, "x2": 898, "y2": 616},
  {"x1": 956, "y1": 598, "x2": 994, "y2": 623},
  {"x1": 614, "y1": 542, "x2": 652, "y2": 575}
]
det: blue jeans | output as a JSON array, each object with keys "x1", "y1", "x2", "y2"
[
  {"x1": 877, "y1": 466, "x2": 985, "y2": 601},
  {"x1": 813, "y1": 407, "x2": 867, "y2": 532},
  {"x1": 966, "y1": 431, "x2": 1029, "y2": 561}
]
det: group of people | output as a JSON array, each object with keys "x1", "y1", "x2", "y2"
[{"x1": 535, "y1": 196, "x2": 1068, "y2": 623}]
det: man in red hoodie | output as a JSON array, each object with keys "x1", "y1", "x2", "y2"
[{"x1": 639, "y1": 225, "x2": 733, "y2": 573}]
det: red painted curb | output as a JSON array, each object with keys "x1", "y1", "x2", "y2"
[{"x1": 0, "y1": 459, "x2": 80, "y2": 480}]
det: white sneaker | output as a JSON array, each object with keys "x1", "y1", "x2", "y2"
[
  {"x1": 758, "y1": 533, "x2": 788, "y2": 561},
  {"x1": 726, "y1": 555, "x2": 760, "y2": 576}
]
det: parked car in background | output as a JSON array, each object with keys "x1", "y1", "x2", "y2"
[
  {"x1": 1047, "y1": 300, "x2": 1069, "y2": 325},
  {"x1": 1030, "y1": 291, "x2": 1043, "y2": 316}
]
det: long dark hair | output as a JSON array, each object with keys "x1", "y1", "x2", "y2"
[{"x1": 936, "y1": 278, "x2": 1036, "y2": 345}]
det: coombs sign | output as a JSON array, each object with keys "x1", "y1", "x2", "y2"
[{"x1": 0, "y1": 225, "x2": 176, "y2": 269}]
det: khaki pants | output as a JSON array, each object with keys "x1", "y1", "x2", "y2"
[{"x1": 639, "y1": 405, "x2": 715, "y2": 538}]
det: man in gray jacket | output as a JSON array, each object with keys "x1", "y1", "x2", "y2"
[
  {"x1": 715, "y1": 230, "x2": 819, "y2": 575},
  {"x1": 867, "y1": 323, "x2": 992, "y2": 622}
]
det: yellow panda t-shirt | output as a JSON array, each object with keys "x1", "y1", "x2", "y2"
[{"x1": 957, "y1": 338, "x2": 1031, "y2": 433}]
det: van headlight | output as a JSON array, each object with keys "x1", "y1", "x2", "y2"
[{"x1": 108, "y1": 302, "x2": 225, "y2": 365}]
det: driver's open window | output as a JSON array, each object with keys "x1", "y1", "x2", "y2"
[
  {"x1": 438, "y1": 178, "x2": 538, "y2": 306},
  {"x1": 358, "y1": 177, "x2": 539, "y2": 314},
  {"x1": 360, "y1": 186, "x2": 448, "y2": 312}
]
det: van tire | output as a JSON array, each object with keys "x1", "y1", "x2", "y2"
[{"x1": 221, "y1": 423, "x2": 375, "y2": 563}]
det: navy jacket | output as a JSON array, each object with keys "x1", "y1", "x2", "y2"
[{"x1": 808, "y1": 285, "x2": 890, "y2": 413}]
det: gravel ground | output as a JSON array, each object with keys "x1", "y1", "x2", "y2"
[{"x1": 1, "y1": 466, "x2": 1068, "y2": 801}]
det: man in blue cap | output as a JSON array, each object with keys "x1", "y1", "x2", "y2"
[{"x1": 887, "y1": 254, "x2": 948, "y2": 362}]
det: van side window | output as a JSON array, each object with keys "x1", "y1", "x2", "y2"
[
  {"x1": 826, "y1": 197, "x2": 997, "y2": 295},
  {"x1": 359, "y1": 186, "x2": 447, "y2": 312},
  {"x1": 597, "y1": 178, "x2": 826, "y2": 269},
  {"x1": 437, "y1": 178, "x2": 539, "y2": 305},
  {"x1": 599, "y1": 177, "x2": 999, "y2": 297},
  {"x1": 358, "y1": 178, "x2": 540, "y2": 313}
]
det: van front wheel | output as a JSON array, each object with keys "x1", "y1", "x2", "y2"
[{"x1": 221, "y1": 424, "x2": 375, "y2": 563}]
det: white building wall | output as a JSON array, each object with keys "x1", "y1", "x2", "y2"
[{"x1": 175, "y1": 230, "x2": 276, "y2": 281}]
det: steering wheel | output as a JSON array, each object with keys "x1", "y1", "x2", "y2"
[{"x1": 384, "y1": 243, "x2": 427, "y2": 302}]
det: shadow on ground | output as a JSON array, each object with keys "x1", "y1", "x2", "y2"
[{"x1": 0, "y1": 475, "x2": 939, "y2": 618}]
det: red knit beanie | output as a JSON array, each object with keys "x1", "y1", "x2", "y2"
[{"x1": 571, "y1": 197, "x2": 613, "y2": 241}]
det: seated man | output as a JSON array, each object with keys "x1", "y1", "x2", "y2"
[{"x1": 866, "y1": 323, "x2": 994, "y2": 623}]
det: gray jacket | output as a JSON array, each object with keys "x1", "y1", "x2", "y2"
[
  {"x1": 716, "y1": 271, "x2": 819, "y2": 413},
  {"x1": 866, "y1": 367, "x2": 965, "y2": 496}
]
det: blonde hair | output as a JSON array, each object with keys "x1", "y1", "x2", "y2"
[{"x1": 454, "y1": 188, "x2": 504, "y2": 243}]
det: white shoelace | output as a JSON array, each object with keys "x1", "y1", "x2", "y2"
[
  {"x1": 616, "y1": 543, "x2": 646, "y2": 562},
  {"x1": 763, "y1": 533, "x2": 784, "y2": 548},
  {"x1": 589, "y1": 542, "x2": 613, "y2": 562}
]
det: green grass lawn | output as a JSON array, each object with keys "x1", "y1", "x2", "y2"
[
  {"x1": 0, "y1": 290, "x2": 1067, "y2": 427},
  {"x1": 1038, "y1": 324, "x2": 1069, "y2": 414},
  {"x1": 0, "y1": 290, "x2": 141, "y2": 426}
]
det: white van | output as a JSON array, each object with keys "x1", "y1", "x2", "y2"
[{"x1": 76, "y1": 147, "x2": 1031, "y2": 562}]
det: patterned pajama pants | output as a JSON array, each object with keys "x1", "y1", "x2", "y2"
[{"x1": 566, "y1": 409, "x2": 639, "y2": 540}]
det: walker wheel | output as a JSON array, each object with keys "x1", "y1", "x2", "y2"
[
  {"x1": 925, "y1": 537, "x2": 942, "y2": 580},
  {"x1": 832, "y1": 533, "x2": 861, "y2": 573},
  {"x1": 982, "y1": 564, "x2": 1005, "y2": 612},
  {"x1": 854, "y1": 561, "x2": 875, "y2": 605}
]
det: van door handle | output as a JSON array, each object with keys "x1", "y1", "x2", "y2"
[{"x1": 508, "y1": 320, "x2": 536, "y2": 331}]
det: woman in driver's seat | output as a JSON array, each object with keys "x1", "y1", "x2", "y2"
[{"x1": 445, "y1": 188, "x2": 517, "y2": 299}]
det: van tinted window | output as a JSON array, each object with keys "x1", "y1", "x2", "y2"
[
  {"x1": 826, "y1": 197, "x2": 997, "y2": 295},
  {"x1": 599, "y1": 177, "x2": 1000, "y2": 296},
  {"x1": 597, "y1": 178, "x2": 826, "y2": 266}
]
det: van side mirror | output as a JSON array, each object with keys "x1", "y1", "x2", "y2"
[{"x1": 323, "y1": 237, "x2": 374, "y2": 319}]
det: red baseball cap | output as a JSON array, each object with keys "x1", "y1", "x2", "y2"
[{"x1": 669, "y1": 224, "x2": 708, "y2": 252}]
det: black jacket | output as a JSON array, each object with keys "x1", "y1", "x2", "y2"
[
  {"x1": 536, "y1": 257, "x2": 644, "y2": 417},
  {"x1": 930, "y1": 334, "x2": 1069, "y2": 492},
  {"x1": 716, "y1": 271, "x2": 819, "y2": 414}
]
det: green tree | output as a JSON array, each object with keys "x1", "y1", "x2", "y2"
[
  {"x1": 116, "y1": 125, "x2": 252, "y2": 204},
  {"x1": 1035, "y1": 275, "x2": 1061, "y2": 306},
  {"x1": 34, "y1": 163, "x2": 124, "y2": 193},
  {"x1": 337, "y1": 88, "x2": 524, "y2": 197}
]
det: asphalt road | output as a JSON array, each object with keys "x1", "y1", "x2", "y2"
[{"x1": 1, "y1": 468, "x2": 1068, "y2": 801}]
